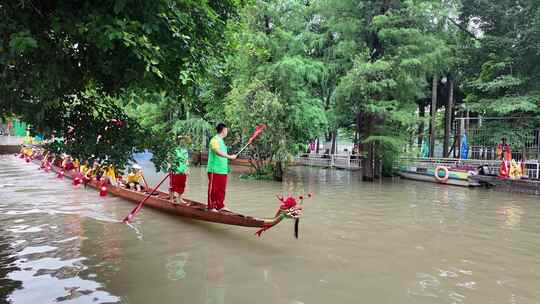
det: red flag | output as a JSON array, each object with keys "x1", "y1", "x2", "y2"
[{"x1": 247, "y1": 124, "x2": 267, "y2": 144}]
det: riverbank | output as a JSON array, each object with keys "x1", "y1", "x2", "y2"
[
  {"x1": 0, "y1": 136, "x2": 22, "y2": 154},
  {"x1": 471, "y1": 175, "x2": 540, "y2": 196}
]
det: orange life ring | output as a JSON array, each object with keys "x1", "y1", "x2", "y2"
[{"x1": 434, "y1": 166, "x2": 449, "y2": 183}]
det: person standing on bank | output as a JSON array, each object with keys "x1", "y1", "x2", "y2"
[{"x1": 207, "y1": 123, "x2": 237, "y2": 212}]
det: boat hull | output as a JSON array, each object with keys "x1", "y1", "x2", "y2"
[
  {"x1": 399, "y1": 171, "x2": 472, "y2": 187},
  {"x1": 106, "y1": 184, "x2": 272, "y2": 227}
]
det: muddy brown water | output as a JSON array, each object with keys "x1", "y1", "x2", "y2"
[{"x1": 1, "y1": 155, "x2": 539, "y2": 304}]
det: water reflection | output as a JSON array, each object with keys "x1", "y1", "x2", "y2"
[
  {"x1": 0, "y1": 157, "x2": 121, "y2": 303},
  {"x1": 5, "y1": 218, "x2": 121, "y2": 303},
  {"x1": 166, "y1": 252, "x2": 189, "y2": 281},
  {"x1": 0, "y1": 233, "x2": 22, "y2": 300},
  {"x1": 497, "y1": 204, "x2": 523, "y2": 228},
  {"x1": 205, "y1": 247, "x2": 226, "y2": 304}
]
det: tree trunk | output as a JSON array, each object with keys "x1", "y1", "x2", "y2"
[
  {"x1": 356, "y1": 112, "x2": 363, "y2": 154},
  {"x1": 369, "y1": 0, "x2": 390, "y2": 60},
  {"x1": 196, "y1": 151, "x2": 202, "y2": 166},
  {"x1": 418, "y1": 104, "x2": 425, "y2": 149},
  {"x1": 330, "y1": 131, "x2": 337, "y2": 154},
  {"x1": 362, "y1": 115, "x2": 376, "y2": 181},
  {"x1": 443, "y1": 75, "x2": 454, "y2": 158},
  {"x1": 363, "y1": 142, "x2": 375, "y2": 181},
  {"x1": 429, "y1": 76, "x2": 438, "y2": 158},
  {"x1": 356, "y1": 112, "x2": 362, "y2": 139},
  {"x1": 465, "y1": 109, "x2": 470, "y2": 132},
  {"x1": 316, "y1": 138, "x2": 320, "y2": 154},
  {"x1": 273, "y1": 161, "x2": 283, "y2": 182},
  {"x1": 264, "y1": 15, "x2": 272, "y2": 34}
]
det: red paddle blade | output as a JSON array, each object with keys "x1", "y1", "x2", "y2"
[
  {"x1": 122, "y1": 214, "x2": 133, "y2": 224},
  {"x1": 248, "y1": 124, "x2": 267, "y2": 144}
]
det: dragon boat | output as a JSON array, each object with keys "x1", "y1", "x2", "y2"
[{"x1": 28, "y1": 157, "x2": 300, "y2": 234}]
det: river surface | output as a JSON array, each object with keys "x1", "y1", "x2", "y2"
[{"x1": 1, "y1": 155, "x2": 539, "y2": 304}]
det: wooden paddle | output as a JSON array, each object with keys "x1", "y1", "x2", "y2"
[{"x1": 122, "y1": 173, "x2": 170, "y2": 223}]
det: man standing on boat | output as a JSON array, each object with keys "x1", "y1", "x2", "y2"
[
  {"x1": 168, "y1": 135, "x2": 191, "y2": 205},
  {"x1": 207, "y1": 123, "x2": 237, "y2": 212}
]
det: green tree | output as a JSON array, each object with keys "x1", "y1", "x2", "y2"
[
  {"x1": 224, "y1": 0, "x2": 328, "y2": 180},
  {"x1": 325, "y1": 0, "x2": 452, "y2": 176},
  {"x1": 1, "y1": 0, "x2": 240, "y2": 165},
  {"x1": 460, "y1": 0, "x2": 540, "y2": 116}
]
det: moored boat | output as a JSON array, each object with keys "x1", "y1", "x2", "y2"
[{"x1": 399, "y1": 164, "x2": 476, "y2": 187}]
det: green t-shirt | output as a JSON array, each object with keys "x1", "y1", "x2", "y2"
[
  {"x1": 207, "y1": 135, "x2": 229, "y2": 174},
  {"x1": 170, "y1": 147, "x2": 189, "y2": 174}
]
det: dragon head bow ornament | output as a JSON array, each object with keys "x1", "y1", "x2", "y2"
[{"x1": 255, "y1": 193, "x2": 312, "y2": 238}]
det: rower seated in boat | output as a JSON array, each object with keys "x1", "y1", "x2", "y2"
[
  {"x1": 40, "y1": 152, "x2": 50, "y2": 168},
  {"x1": 43, "y1": 156, "x2": 53, "y2": 172},
  {"x1": 80, "y1": 160, "x2": 90, "y2": 175},
  {"x1": 88, "y1": 161, "x2": 102, "y2": 181},
  {"x1": 102, "y1": 165, "x2": 118, "y2": 186},
  {"x1": 62, "y1": 155, "x2": 75, "y2": 172},
  {"x1": 125, "y1": 165, "x2": 145, "y2": 192},
  {"x1": 73, "y1": 158, "x2": 80, "y2": 171},
  {"x1": 33, "y1": 149, "x2": 43, "y2": 160},
  {"x1": 79, "y1": 160, "x2": 91, "y2": 182},
  {"x1": 21, "y1": 146, "x2": 33, "y2": 161}
]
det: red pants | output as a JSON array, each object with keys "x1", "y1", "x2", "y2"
[
  {"x1": 170, "y1": 173, "x2": 187, "y2": 194},
  {"x1": 207, "y1": 173, "x2": 227, "y2": 210}
]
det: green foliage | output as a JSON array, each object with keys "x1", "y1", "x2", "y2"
[
  {"x1": 223, "y1": 1, "x2": 328, "y2": 177},
  {"x1": 43, "y1": 85, "x2": 143, "y2": 169},
  {"x1": 460, "y1": 0, "x2": 540, "y2": 117},
  {"x1": 327, "y1": 0, "x2": 452, "y2": 170},
  {"x1": 122, "y1": 89, "x2": 214, "y2": 170},
  {"x1": 0, "y1": 0, "x2": 240, "y2": 167},
  {"x1": 8, "y1": 31, "x2": 37, "y2": 54},
  {"x1": 172, "y1": 118, "x2": 212, "y2": 152},
  {"x1": 226, "y1": 80, "x2": 327, "y2": 175},
  {"x1": 3, "y1": 0, "x2": 539, "y2": 177}
]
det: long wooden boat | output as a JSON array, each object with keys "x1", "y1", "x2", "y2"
[{"x1": 32, "y1": 159, "x2": 284, "y2": 229}]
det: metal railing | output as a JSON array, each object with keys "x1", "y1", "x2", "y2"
[
  {"x1": 452, "y1": 118, "x2": 540, "y2": 160},
  {"x1": 294, "y1": 153, "x2": 363, "y2": 170}
]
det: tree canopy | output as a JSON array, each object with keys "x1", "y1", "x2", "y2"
[
  {"x1": 1, "y1": 0, "x2": 240, "y2": 167},
  {"x1": 2, "y1": 0, "x2": 539, "y2": 177}
]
